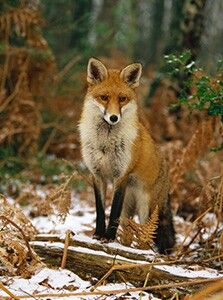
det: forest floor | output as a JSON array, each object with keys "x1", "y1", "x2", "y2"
[{"x1": 0, "y1": 168, "x2": 223, "y2": 300}]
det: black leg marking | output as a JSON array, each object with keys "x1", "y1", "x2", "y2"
[
  {"x1": 105, "y1": 184, "x2": 126, "y2": 241},
  {"x1": 155, "y1": 196, "x2": 175, "y2": 254},
  {"x1": 93, "y1": 182, "x2": 106, "y2": 239}
]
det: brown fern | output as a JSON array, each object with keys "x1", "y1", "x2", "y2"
[
  {"x1": 0, "y1": 3, "x2": 55, "y2": 155},
  {"x1": 0, "y1": 7, "x2": 42, "y2": 39},
  {"x1": 135, "y1": 206, "x2": 159, "y2": 249},
  {"x1": 119, "y1": 206, "x2": 159, "y2": 250},
  {"x1": 0, "y1": 195, "x2": 42, "y2": 277},
  {"x1": 118, "y1": 218, "x2": 135, "y2": 247},
  {"x1": 215, "y1": 166, "x2": 223, "y2": 217},
  {"x1": 170, "y1": 118, "x2": 215, "y2": 195}
]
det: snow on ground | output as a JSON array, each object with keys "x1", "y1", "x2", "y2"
[
  {"x1": 1, "y1": 190, "x2": 223, "y2": 299},
  {"x1": 156, "y1": 265, "x2": 223, "y2": 279},
  {"x1": 74, "y1": 234, "x2": 156, "y2": 259},
  {"x1": 0, "y1": 268, "x2": 89, "y2": 297},
  {"x1": 0, "y1": 192, "x2": 162, "y2": 299},
  {"x1": 32, "y1": 194, "x2": 96, "y2": 235},
  {"x1": 0, "y1": 267, "x2": 160, "y2": 299}
]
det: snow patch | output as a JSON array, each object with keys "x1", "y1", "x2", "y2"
[
  {"x1": 155, "y1": 265, "x2": 223, "y2": 279},
  {"x1": 30, "y1": 267, "x2": 90, "y2": 289}
]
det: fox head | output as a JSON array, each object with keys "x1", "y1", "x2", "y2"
[{"x1": 85, "y1": 58, "x2": 142, "y2": 125}]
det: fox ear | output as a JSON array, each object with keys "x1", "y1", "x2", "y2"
[
  {"x1": 87, "y1": 58, "x2": 108, "y2": 84},
  {"x1": 120, "y1": 63, "x2": 142, "y2": 88}
]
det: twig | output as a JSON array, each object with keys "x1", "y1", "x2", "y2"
[
  {"x1": 116, "y1": 272, "x2": 128, "y2": 286},
  {"x1": 19, "y1": 288, "x2": 38, "y2": 300},
  {"x1": 0, "y1": 215, "x2": 33, "y2": 259},
  {"x1": 140, "y1": 266, "x2": 152, "y2": 300},
  {"x1": 170, "y1": 292, "x2": 179, "y2": 300},
  {"x1": 90, "y1": 265, "x2": 115, "y2": 291},
  {"x1": 0, "y1": 58, "x2": 29, "y2": 113},
  {"x1": 54, "y1": 55, "x2": 81, "y2": 82},
  {"x1": 0, "y1": 72, "x2": 22, "y2": 113},
  {"x1": 90, "y1": 257, "x2": 211, "y2": 292},
  {"x1": 176, "y1": 207, "x2": 212, "y2": 257},
  {"x1": 0, "y1": 282, "x2": 20, "y2": 299},
  {"x1": 215, "y1": 166, "x2": 223, "y2": 218},
  {"x1": 41, "y1": 127, "x2": 57, "y2": 154},
  {"x1": 48, "y1": 172, "x2": 76, "y2": 201},
  {"x1": 1, "y1": 278, "x2": 221, "y2": 299},
  {"x1": 0, "y1": 43, "x2": 10, "y2": 92},
  {"x1": 180, "y1": 225, "x2": 203, "y2": 255},
  {"x1": 203, "y1": 253, "x2": 223, "y2": 263},
  {"x1": 61, "y1": 230, "x2": 71, "y2": 269}
]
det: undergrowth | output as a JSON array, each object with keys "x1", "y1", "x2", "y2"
[{"x1": 0, "y1": 3, "x2": 222, "y2": 298}]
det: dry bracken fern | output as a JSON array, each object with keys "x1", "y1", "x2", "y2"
[
  {"x1": 0, "y1": 7, "x2": 42, "y2": 39},
  {"x1": 119, "y1": 206, "x2": 159, "y2": 250},
  {"x1": 0, "y1": 3, "x2": 55, "y2": 154},
  {"x1": 14, "y1": 178, "x2": 74, "y2": 220},
  {"x1": 0, "y1": 195, "x2": 42, "y2": 277},
  {"x1": 170, "y1": 118, "x2": 215, "y2": 195},
  {"x1": 215, "y1": 166, "x2": 223, "y2": 216}
]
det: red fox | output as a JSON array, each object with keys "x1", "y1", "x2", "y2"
[{"x1": 79, "y1": 58, "x2": 175, "y2": 254}]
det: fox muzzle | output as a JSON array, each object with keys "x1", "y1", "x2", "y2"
[{"x1": 104, "y1": 113, "x2": 121, "y2": 125}]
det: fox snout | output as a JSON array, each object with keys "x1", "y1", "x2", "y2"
[{"x1": 104, "y1": 113, "x2": 121, "y2": 125}]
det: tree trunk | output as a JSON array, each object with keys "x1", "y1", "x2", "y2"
[
  {"x1": 166, "y1": 0, "x2": 207, "y2": 59},
  {"x1": 134, "y1": 0, "x2": 153, "y2": 65},
  {"x1": 69, "y1": 0, "x2": 92, "y2": 50},
  {"x1": 147, "y1": 0, "x2": 165, "y2": 66},
  {"x1": 95, "y1": 0, "x2": 117, "y2": 55},
  {"x1": 146, "y1": 0, "x2": 208, "y2": 104}
]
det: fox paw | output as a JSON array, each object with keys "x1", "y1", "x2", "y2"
[
  {"x1": 100, "y1": 237, "x2": 115, "y2": 243},
  {"x1": 93, "y1": 232, "x2": 105, "y2": 240}
]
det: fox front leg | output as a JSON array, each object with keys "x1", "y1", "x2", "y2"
[
  {"x1": 93, "y1": 178, "x2": 106, "y2": 239},
  {"x1": 105, "y1": 181, "x2": 127, "y2": 241},
  {"x1": 155, "y1": 196, "x2": 175, "y2": 254}
]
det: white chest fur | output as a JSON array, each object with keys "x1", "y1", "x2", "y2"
[{"x1": 79, "y1": 98, "x2": 138, "y2": 181}]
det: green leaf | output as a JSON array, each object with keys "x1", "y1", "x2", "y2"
[{"x1": 208, "y1": 104, "x2": 223, "y2": 116}]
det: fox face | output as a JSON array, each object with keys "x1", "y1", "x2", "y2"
[{"x1": 86, "y1": 58, "x2": 142, "y2": 125}]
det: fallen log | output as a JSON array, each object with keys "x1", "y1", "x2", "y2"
[
  {"x1": 31, "y1": 241, "x2": 166, "y2": 285},
  {"x1": 31, "y1": 234, "x2": 223, "y2": 289}
]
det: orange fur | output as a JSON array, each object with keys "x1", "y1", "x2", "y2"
[
  {"x1": 84, "y1": 68, "x2": 168, "y2": 209},
  {"x1": 79, "y1": 58, "x2": 175, "y2": 253}
]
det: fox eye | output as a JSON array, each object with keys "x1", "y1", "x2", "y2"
[
  {"x1": 100, "y1": 95, "x2": 109, "y2": 101},
  {"x1": 119, "y1": 96, "x2": 127, "y2": 102}
]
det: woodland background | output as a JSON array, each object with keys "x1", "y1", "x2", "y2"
[{"x1": 0, "y1": 0, "x2": 223, "y2": 299}]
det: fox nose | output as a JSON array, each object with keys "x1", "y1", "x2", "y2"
[{"x1": 110, "y1": 115, "x2": 118, "y2": 123}]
